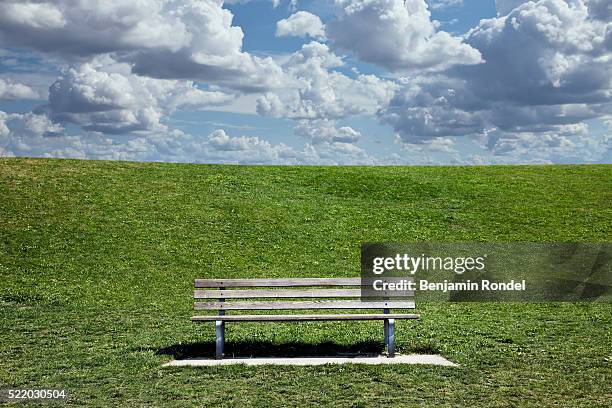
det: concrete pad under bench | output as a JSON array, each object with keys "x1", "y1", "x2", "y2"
[{"x1": 163, "y1": 354, "x2": 458, "y2": 367}]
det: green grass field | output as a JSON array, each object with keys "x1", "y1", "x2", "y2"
[{"x1": 1, "y1": 158, "x2": 611, "y2": 407}]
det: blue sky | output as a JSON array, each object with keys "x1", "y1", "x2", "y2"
[{"x1": 0, "y1": 0, "x2": 610, "y2": 164}]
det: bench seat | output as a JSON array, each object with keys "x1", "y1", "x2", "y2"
[{"x1": 192, "y1": 313, "x2": 420, "y2": 322}]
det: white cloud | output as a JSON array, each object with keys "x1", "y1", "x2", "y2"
[
  {"x1": 479, "y1": 123, "x2": 612, "y2": 163},
  {"x1": 257, "y1": 42, "x2": 397, "y2": 120},
  {"x1": 3, "y1": 109, "x2": 607, "y2": 164},
  {"x1": 294, "y1": 119, "x2": 362, "y2": 144},
  {"x1": 0, "y1": 2, "x2": 66, "y2": 30},
  {"x1": 276, "y1": 11, "x2": 326, "y2": 40},
  {"x1": 4, "y1": 111, "x2": 63, "y2": 137},
  {"x1": 0, "y1": 0, "x2": 284, "y2": 92},
  {"x1": 462, "y1": 0, "x2": 611, "y2": 119},
  {"x1": 398, "y1": 136, "x2": 457, "y2": 153},
  {"x1": 0, "y1": 1, "x2": 187, "y2": 55},
  {"x1": 127, "y1": 1, "x2": 285, "y2": 92},
  {"x1": 48, "y1": 56, "x2": 234, "y2": 134},
  {"x1": 0, "y1": 111, "x2": 65, "y2": 157},
  {"x1": 207, "y1": 129, "x2": 278, "y2": 152},
  {"x1": 379, "y1": 0, "x2": 612, "y2": 153},
  {"x1": 380, "y1": 76, "x2": 485, "y2": 141},
  {"x1": 0, "y1": 111, "x2": 379, "y2": 164},
  {"x1": 327, "y1": 0, "x2": 482, "y2": 72},
  {"x1": 1, "y1": 0, "x2": 610, "y2": 165},
  {"x1": 0, "y1": 112, "x2": 9, "y2": 139},
  {"x1": 0, "y1": 78, "x2": 39, "y2": 100},
  {"x1": 0, "y1": 111, "x2": 294, "y2": 162}
]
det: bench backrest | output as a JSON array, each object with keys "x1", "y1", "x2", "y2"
[{"x1": 194, "y1": 278, "x2": 415, "y2": 313}]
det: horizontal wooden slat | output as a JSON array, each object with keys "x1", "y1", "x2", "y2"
[
  {"x1": 195, "y1": 289, "x2": 370, "y2": 299},
  {"x1": 195, "y1": 278, "x2": 362, "y2": 288},
  {"x1": 195, "y1": 289, "x2": 414, "y2": 299},
  {"x1": 191, "y1": 313, "x2": 420, "y2": 321},
  {"x1": 194, "y1": 300, "x2": 415, "y2": 310}
]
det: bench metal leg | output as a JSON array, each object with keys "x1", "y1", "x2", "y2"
[
  {"x1": 384, "y1": 319, "x2": 389, "y2": 350},
  {"x1": 215, "y1": 320, "x2": 225, "y2": 359},
  {"x1": 383, "y1": 308, "x2": 395, "y2": 357},
  {"x1": 387, "y1": 319, "x2": 395, "y2": 357}
]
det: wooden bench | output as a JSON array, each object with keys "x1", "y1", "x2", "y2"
[{"x1": 192, "y1": 278, "x2": 419, "y2": 359}]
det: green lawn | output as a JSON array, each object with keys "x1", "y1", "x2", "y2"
[{"x1": 1, "y1": 158, "x2": 611, "y2": 407}]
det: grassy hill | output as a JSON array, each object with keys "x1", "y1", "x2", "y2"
[{"x1": 1, "y1": 158, "x2": 611, "y2": 406}]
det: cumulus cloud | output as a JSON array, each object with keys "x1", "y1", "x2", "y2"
[
  {"x1": 257, "y1": 42, "x2": 397, "y2": 120},
  {"x1": 126, "y1": 0, "x2": 285, "y2": 92},
  {"x1": 0, "y1": 111, "x2": 295, "y2": 162},
  {"x1": 327, "y1": 0, "x2": 482, "y2": 72},
  {"x1": 0, "y1": 0, "x2": 284, "y2": 92},
  {"x1": 463, "y1": 0, "x2": 611, "y2": 105},
  {"x1": 480, "y1": 123, "x2": 612, "y2": 163},
  {"x1": 294, "y1": 119, "x2": 361, "y2": 144},
  {"x1": 0, "y1": 1, "x2": 187, "y2": 56},
  {"x1": 0, "y1": 111, "x2": 65, "y2": 157},
  {"x1": 0, "y1": 112, "x2": 9, "y2": 139},
  {"x1": 0, "y1": 78, "x2": 39, "y2": 100},
  {"x1": 48, "y1": 56, "x2": 234, "y2": 134},
  {"x1": 276, "y1": 11, "x2": 326, "y2": 40},
  {"x1": 0, "y1": 111, "x2": 378, "y2": 164},
  {"x1": 1, "y1": 111, "x2": 63, "y2": 138},
  {"x1": 380, "y1": 78, "x2": 485, "y2": 141},
  {"x1": 486, "y1": 128, "x2": 575, "y2": 156},
  {"x1": 207, "y1": 129, "x2": 280, "y2": 152},
  {"x1": 1, "y1": 0, "x2": 610, "y2": 165},
  {"x1": 2, "y1": 109, "x2": 605, "y2": 164},
  {"x1": 397, "y1": 136, "x2": 457, "y2": 153},
  {"x1": 167, "y1": 129, "x2": 375, "y2": 164},
  {"x1": 378, "y1": 0, "x2": 612, "y2": 153}
]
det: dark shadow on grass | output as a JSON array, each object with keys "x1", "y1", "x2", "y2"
[
  {"x1": 154, "y1": 340, "x2": 384, "y2": 359},
  {"x1": 150, "y1": 340, "x2": 441, "y2": 359}
]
